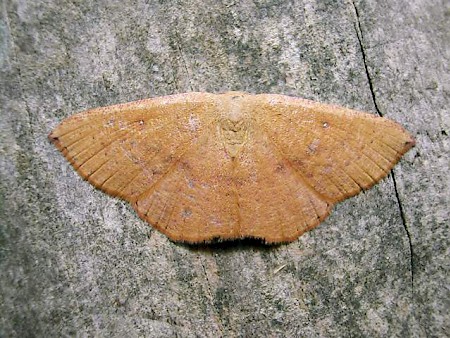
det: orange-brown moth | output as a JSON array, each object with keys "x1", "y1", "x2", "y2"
[{"x1": 49, "y1": 92, "x2": 415, "y2": 243}]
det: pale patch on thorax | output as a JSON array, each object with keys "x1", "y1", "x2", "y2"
[
  {"x1": 219, "y1": 119, "x2": 249, "y2": 157},
  {"x1": 217, "y1": 92, "x2": 250, "y2": 157}
]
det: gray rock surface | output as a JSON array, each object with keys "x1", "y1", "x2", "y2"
[{"x1": 0, "y1": 0, "x2": 448, "y2": 337}]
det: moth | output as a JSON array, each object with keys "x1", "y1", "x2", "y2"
[{"x1": 49, "y1": 92, "x2": 415, "y2": 243}]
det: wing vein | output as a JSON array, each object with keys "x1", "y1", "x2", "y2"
[
  {"x1": 314, "y1": 125, "x2": 389, "y2": 175},
  {"x1": 330, "y1": 123, "x2": 395, "y2": 168},
  {"x1": 305, "y1": 128, "x2": 371, "y2": 191},
  {"x1": 257, "y1": 125, "x2": 333, "y2": 204},
  {"x1": 136, "y1": 120, "x2": 216, "y2": 207},
  {"x1": 76, "y1": 129, "x2": 134, "y2": 169}
]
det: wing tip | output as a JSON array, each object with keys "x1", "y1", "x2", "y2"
[
  {"x1": 48, "y1": 129, "x2": 58, "y2": 142},
  {"x1": 48, "y1": 130, "x2": 65, "y2": 154},
  {"x1": 404, "y1": 135, "x2": 416, "y2": 150}
]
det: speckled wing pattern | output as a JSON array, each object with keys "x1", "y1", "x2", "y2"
[{"x1": 49, "y1": 92, "x2": 415, "y2": 243}]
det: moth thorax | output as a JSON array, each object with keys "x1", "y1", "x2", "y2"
[{"x1": 219, "y1": 118, "x2": 249, "y2": 158}]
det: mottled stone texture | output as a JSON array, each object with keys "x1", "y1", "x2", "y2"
[{"x1": 0, "y1": 0, "x2": 448, "y2": 337}]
